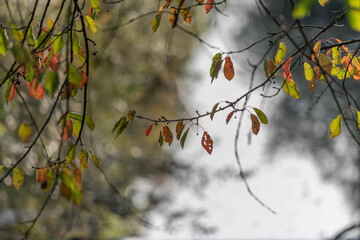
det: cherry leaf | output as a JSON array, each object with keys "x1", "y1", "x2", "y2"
[
  {"x1": 13, "y1": 167, "x2": 24, "y2": 191},
  {"x1": 250, "y1": 114, "x2": 260, "y2": 135},
  {"x1": 180, "y1": 127, "x2": 190, "y2": 149},
  {"x1": 226, "y1": 110, "x2": 236, "y2": 124},
  {"x1": 224, "y1": 56, "x2": 235, "y2": 80},
  {"x1": 210, "y1": 102, "x2": 220, "y2": 120},
  {"x1": 205, "y1": 0, "x2": 214, "y2": 14},
  {"x1": 18, "y1": 122, "x2": 33, "y2": 143},
  {"x1": 330, "y1": 114, "x2": 342, "y2": 139},
  {"x1": 145, "y1": 124, "x2": 153, "y2": 136},
  {"x1": 201, "y1": 131, "x2": 213, "y2": 155},
  {"x1": 163, "y1": 126, "x2": 173, "y2": 146},
  {"x1": 176, "y1": 121, "x2": 185, "y2": 140},
  {"x1": 253, "y1": 108, "x2": 268, "y2": 124}
]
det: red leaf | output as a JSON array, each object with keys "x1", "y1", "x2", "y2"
[
  {"x1": 226, "y1": 110, "x2": 236, "y2": 124},
  {"x1": 71, "y1": 162, "x2": 82, "y2": 190},
  {"x1": 27, "y1": 79, "x2": 44, "y2": 100},
  {"x1": 205, "y1": 0, "x2": 214, "y2": 14},
  {"x1": 145, "y1": 124, "x2": 153, "y2": 136},
  {"x1": 50, "y1": 57, "x2": 58, "y2": 72},
  {"x1": 201, "y1": 131, "x2": 213, "y2": 155},
  {"x1": 282, "y1": 57, "x2": 293, "y2": 81},
  {"x1": 163, "y1": 126, "x2": 173, "y2": 146},
  {"x1": 197, "y1": 0, "x2": 204, "y2": 3},
  {"x1": 224, "y1": 56, "x2": 234, "y2": 80},
  {"x1": 9, "y1": 82, "x2": 16, "y2": 101},
  {"x1": 79, "y1": 71, "x2": 88, "y2": 90},
  {"x1": 62, "y1": 119, "x2": 73, "y2": 141}
]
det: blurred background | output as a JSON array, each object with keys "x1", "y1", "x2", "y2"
[{"x1": 0, "y1": 0, "x2": 359, "y2": 239}]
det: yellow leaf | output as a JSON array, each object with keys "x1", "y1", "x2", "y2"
[
  {"x1": 347, "y1": 0, "x2": 360, "y2": 31},
  {"x1": 303, "y1": 62, "x2": 314, "y2": 81},
  {"x1": 85, "y1": 16, "x2": 98, "y2": 34},
  {"x1": 312, "y1": 41, "x2": 321, "y2": 62},
  {"x1": 283, "y1": 78, "x2": 301, "y2": 99},
  {"x1": 330, "y1": 114, "x2": 342, "y2": 139},
  {"x1": 275, "y1": 42, "x2": 286, "y2": 66},
  {"x1": 318, "y1": 0, "x2": 329, "y2": 6},
  {"x1": 18, "y1": 122, "x2": 33, "y2": 143},
  {"x1": 180, "y1": 7, "x2": 191, "y2": 24},
  {"x1": 13, "y1": 167, "x2": 24, "y2": 191}
]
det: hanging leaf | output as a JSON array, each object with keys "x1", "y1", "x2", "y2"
[
  {"x1": 176, "y1": 121, "x2": 185, "y2": 140},
  {"x1": 79, "y1": 150, "x2": 88, "y2": 172},
  {"x1": 226, "y1": 110, "x2": 236, "y2": 124},
  {"x1": 91, "y1": 0, "x2": 100, "y2": 11},
  {"x1": 332, "y1": 46, "x2": 341, "y2": 65},
  {"x1": 283, "y1": 78, "x2": 301, "y2": 99},
  {"x1": 65, "y1": 145, "x2": 76, "y2": 165},
  {"x1": 0, "y1": 29, "x2": 8, "y2": 56},
  {"x1": 275, "y1": 42, "x2": 286, "y2": 66},
  {"x1": 71, "y1": 163, "x2": 82, "y2": 187},
  {"x1": 79, "y1": 71, "x2": 88, "y2": 90},
  {"x1": 52, "y1": 33, "x2": 64, "y2": 55},
  {"x1": 59, "y1": 169, "x2": 82, "y2": 205},
  {"x1": 282, "y1": 57, "x2": 293, "y2": 80},
  {"x1": 180, "y1": 7, "x2": 191, "y2": 24},
  {"x1": 62, "y1": 119, "x2": 73, "y2": 141},
  {"x1": 69, "y1": 112, "x2": 95, "y2": 131},
  {"x1": 293, "y1": 0, "x2": 314, "y2": 19},
  {"x1": 264, "y1": 59, "x2": 269, "y2": 78},
  {"x1": 318, "y1": 53, "x2": 332, "y2": 75},
  {"x1": 152, "y1": 2, "x2": 169, "y2": 33},
  {"x1": 180, "y1": 127, "x2": 190, "y2": 149},
  {"x1": 253, "y1": 108, "x2": 268, "y2": 124},
  {"x1": 330, "y1": 114, "x2": 342, "y2": 139},
  {"x1": 205, "y1": 0, "x2": 214, "y2": 14},
  {"x1": 127, "y1": 110, "x2": 136, "y2": 123},
  {"x1": 37, "y1": 166, "x2": 53, "y2": 190},
  {"x1": 250, "y1": 114, "x2": 260, "y2": 135},
  {"x1": 145, "y1": 124, "x2": 153, "y2": 136},
  {"x1": 68, "y1": 64, "x2": 82, "y2": 87},
  {"x1": 163, "y1": 126, "x2": 173, "y2": 146},
  {"x1": 312, "y1": 41, "x2": 321, "y2": 62},
  {"x1": 85, "y1": 16, "x2": 98, "y2": 34},
  {"x1": 224, "y1": 56, "x2": 235, "y2": 80},
  {"x1": 303, "y1": 61, "x2": 314, "y2": 81},
  {"x1": 169, "y1": 8, "x2": 178, "y2": 28},
  {"x1": 18, "y1": 122, "x2": 33, "y2": 143},
  {"x1": 45, "y1": 71, "x2": 59, "y2": 96},
  {"x1": 9, "y1": 22, "x2": 24, "y2": 43},
  {"x1": 210, "y1": 53, "x2": 223, "y2": 83},
  {"x1": 158, "y1": 131, "x2": 164, "y2": 146},
  {"x1": 357, "y1": 111, "x2": 360, "y2": 129},
  {"x1": 72, "y1": 120, "x2": 81, "y2": 137},
  {"x1": 114, "y1": 117, "x2": 128, "y2": 138},
  {"x1": 0, "y1": 165, "x2": 4, "y2": 176},
  {"x1": 201, "y1": 131, "x2": 213, "y2": 155},
  {"x1": 210, "y1": 102, "x2": 220, "y2": 120},
  {"x1": 9, "y1": 82, "x2": 16, "y2": 102},
  {"x1": 13, "y1": 167, "x2": 24, "y2": 191},
  {"x1": 318, "y1": 0, "x2": 329, "y2": 6},
  {"x1": 90, "y1": 151, "x2": 101, "y2": 167}
]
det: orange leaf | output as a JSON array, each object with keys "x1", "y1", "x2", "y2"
[
  {"x1": 71, "y1": 163, "x2": 82, "y2": 189},
  {"x1": 282, "y1": 57, "x2": 293, "y2": 81},
  {"x1": 62, "y1": 119, "x2": 73, "y2": 141},
  {"x1": 163, "y1": 126, "x2": 173, "y2": 146},
  {"x1": 169, "y1": 8, "x2": 177, "y2": 28},
  {"x1": 224, "y1": 56, "x2": 234, "y2": 80},
  {"x1": 37, "y1": 166, "x2": 51, "y2": 189},
  {"x1": 250, "y1": 114, "x2": 260, "y2": 135},
  {"x1": 27, "y1": 79, "x2": 44, "y2": 100},
  {"x1": 9, "y1": 82, "x2": 16, "y2": 101},
  {"x1": 197, "y1": 0, "x2": 204, "y2": 3},
  {"x1": 267, "y1": 60, "x2": 275, "y2": 76},
  {"x1": 145, "y1": 124, "x2": 153, "y2": 136},
  {"x1": 205, "y1": 0, "x2": 214, "y2": 14},
  {"x1": 226, "y1": 110, "x2": 236, "y2": 124},
  {"x1": 201, "y1": 131, "x2": 213, "y2": 155},
  {"x1": 50, "y1": 57, "x2": 58, "y2": 72},
  {"x1": 79, "y1": 71, "x2": 88, "y2": 90}
]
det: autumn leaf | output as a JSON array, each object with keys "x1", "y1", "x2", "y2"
[
  {"x1": 79, "y1": 71, "x2": 88, "y2": 90},
  {"x1": 196, "y1": 0, "x2": 204, "y2": 3},
  {"x1": 303, "y1": 62, "x2": 314, "y2": 81},
  {"x1": 62, "y1": 119, "x2": 73, "y2": 141},
  {"x1": 18, "y1": 122, "x2": 33, "y2": 143},
  {"x1": 145, "y1": 124, "x2": 153, "y2": 136},
  {"x1": 357, "y1": 111, "x2": 360, "y2": 129},
  {"x1": 176, "y1": 121, "x2": 185, "y2": 140},
  {"x1": 318, "y1": 0, "x2": 329, "y2": 6},
  {"x1": 0, "y1": 28, "x2": 8, "y2": 56},
  {"x1": 210, "y1": 53, "x2": 223, "y2": 83},
  {"x1": 65, "y1": 145, "x2": 76, "y2": 165},
  {"x1": 180, "y1": 128, "x2": 189, "y2": 149},
  {"x1": 293, "y1": 0, "x2": 314, "y2": 19},
  {"x1": 224, "y1": 56, "x2": 234, "y2": 80},
  {"x1": 318, "y1": 53, "x2": 332, "y2": 75},
  {"x1": 163, "y1": 126, "x2": 173, "y2": 146},
  {"x1": 250, "y1": 114, "x2": 260, "y2": 135},
  {"x1": 169, "y1": 8, "x2": 178, "y2": 28},
  {"x1": 282, "y1": 57, "x2": 293, "y2": 80},
  {"x1": 13, "y1": 167, "x2": 24, "y2": 191},
  {"x1": 9, "y1": 82, "x2": 16, "y2": 102},
  {"x1": 201, "y1": 131, "x2": 213, "y2": 155},
  {"x1": 152, "y1": 2, "x2": 169, "y2": 33},
  {"x1": 79, "y1": 150, "x2": 88, "y2": 172},
  {"x1": 45, "y1": 71, "x2": 59, "y2": 96},
  {"x1": 180, "y1": 7, "x2": 191, "y2": 24},
  {"x1": 71, "y1": 163, "x2": 82, "y2": 188},
  {"x1": 330, "y1": 114, "x2": 342, "y2": 139},
  {"x1": 85, "y1": 16, "x2": 98, "y2": 34},
  {"x1": 226, "y1": 110, "x2": 236, "y2": 124},
  {"x1": 114, "y1": 117, "x2": 128, "y2": 138},
  {"x1": 158, "y1": 131, "x2": 164, "y2": 146},
  {"x1": 0, "y1": 165, "x2": 4, "y2": 176},
  {"x1": 312, "y1": 41, "x2": 321, "y2": 62},
  {"x1": 27, "y1": 79, "x2": 44, "y2": 100},
  {"x1": 347, "y1": 0, "x2": 360, "y2": 32},
  {"x1": 253, "y1": 108, "x2": 268, "y2": 124},
  {"x1": 90, "y1": 151, "x2": 100, "y2": 168},
  {"x1": 37, "y1": 166, "x2": 54, "y2": 190},
  {"x1": 205, "y1": 0, "x2": 214, "y2": 14},
  {"x1": 52, "y1": 33, "x2": 64, "y2": 55},
  {"x1": 210, "y1": 102, "x2": 220, "y2": 120},
  {"x1": 283, "y1": 78, "x2": 301, "y2": 99},
  {"x1": 9, "y1": 22, "x2": 24, "y2": 43}
]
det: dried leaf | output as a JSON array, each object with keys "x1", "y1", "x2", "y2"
[
  {"x1": 201, "y1": 131, "x2": 213, "y2": 155},
  {"x1": 180, "y1": 7, "x2": 191, "y2": 24},
  {"x1": 250, "y1": 114, "x2": 260, "y2": 135},
  {"x1": 176, "y1": 121, "x2": 185, "y2": 140},
  {"x1": 79, "y1": 150, "x2": 88, "y2": 172},
  {"x1": 169, "y1": 8, "x2": 178, "y2": 28},
  {"x1": 62, "y1": 119, "x2": 73, "y2": 141}
]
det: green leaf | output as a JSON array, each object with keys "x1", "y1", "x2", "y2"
[
  {"x1": 90, "y1": 151, "x2": 100, "y2": 167},
  {"x1": 26, "y1": 25, "x2": 35, "y2": 45},
  {"x1": 25, "y1": 66, "x2": 35, "y2": 83},
  {"x1": 85, "y1": 16, "x2": 98, "y2": 34},
  {"x1": 275, "y1": 42, "x2": 286, "y2": 66},
  {"x1": 210, "y1": 53, "x2": 223, "y2": 83},
  {"x1": 264, "y1": 59, "x2": 269, "y2": 78},
  {"x1": 347, "y1": 0, "x2": 360, "y2": 31},
  {"x1": 0, "y1": 28, "x2": 8, "y2": 56},
  {"x1": 293, "y1": 0, "x2": 314, "y2": 19},
  {"x1": 59, "y1": 169, "x2": 82, "y2": 205},
  {"x1": 210, "y1": 102, "x2": 219, "y2": 120},
  {"x1": 180, "y1": 127, "x2": 189, "y2": 149},
  {"x1": 158, "y1": 131, "x2": 164, "y2": 146},
  {"x1": 332, "y1": 47, "x2": 341, "y2": 65},
  {"x1": 45, "y1": 71, "x2": 59, "y2": 96},
  {"x1": 73, "y1": 120, "x2": 81, "y2": 138},
  {"x1": 11, "y1": 44, "x2": 35, "y2": 64},
  {"x1": 283, "y1": 78, "x2": 301, "y2": 99},
  {"x1": 330, "y1": 114, "x2": 342, "y2": 139},
  {"x1": 79, "y1": 150, "x2": 88, "y2": 172},
  {"x1": 35, "y1": 30, "x2": 52, "y2": 50},
  {"x1": 253, "y1": 108, "x2": 268, "y2": 124},
  {"x1": 152, "y1": 14, "x2": 163, "y2": 33},
  {"x1": 357, "y1": 111, "x2": 360, "y2": 129},
  {"x1": 68, "y1": 64, "x2": 82, "y2": 87},
  {"x1": 69, "y1": 112, "x2": 95, "y2": 131},
  {"x1": 9, "y1": 22, "x2": 24, "y2": 42},
  {"x1": 12, "y1": 167, "x2": 24, "y2": 191},
  {"x1": 303, "y1": 62, "x2": 314, "y2": 81},
  {"x1": 52, "y1": 33, "x2": 64, "y2": 55},
  {"x1": 66, "y1": 145, "x2": 76, "y2": 165},
  {"x1": 114, "y1": 117, "x2": 128, "y2": 138},
  {"x1": 0, "y1": 165, "x2": 4, "y2": 176}
]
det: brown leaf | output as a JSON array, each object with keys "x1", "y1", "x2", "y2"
[
  {"x1": 250, "y1": 114, "x2": 260, "y2": 135},
  {"x1": 62, "y1": 119, "x2": 73, "y2": 141},
  {"x1": 201, "y1": 131, "x2": 213, "y2": 155},
  {"x1": 226, "y1": 110, "x2": 236, "y2": 124},
  {"x1": 224, "y1": 56, "x2": 234, "y2": 80}
]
